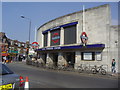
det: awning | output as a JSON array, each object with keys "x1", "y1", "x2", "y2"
[
  {"x1": 1, "y1": 53, "x2": 8, "y2": 56},
  {"x1": 36, "y1": 44, "x2": 105, "y2": 51}
]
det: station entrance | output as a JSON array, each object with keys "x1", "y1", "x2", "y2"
[
  {"x1": 51, "y1": 53, "x2": 58, "y2": 67},
  {"x1": 41, "y1": 53, "x2": 47, "y2": 64},
  {"x1": 64, "y1": 52, "x2": 75, "y2": 68}
]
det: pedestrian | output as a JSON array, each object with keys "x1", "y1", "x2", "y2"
[
  {"x1": 111, "y1": 59, "x2": 116, "y2": 73},
  {"x1": 23, "y1": 55, "x2": 26, "y2": 60},
  {"x1": 3, "y1": 56, "x2": 7, "y2": 64}
]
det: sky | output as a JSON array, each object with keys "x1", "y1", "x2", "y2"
[{"x1": 1, "y1": 1, "x2": 119, "y2": 43}]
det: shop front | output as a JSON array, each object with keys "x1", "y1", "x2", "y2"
[
  {"x1": 8, "y1": 50, "x2": 18, "y2": 62},
  {"x1": 2, "y1": 51, "x2": 8, "y2": 56}
]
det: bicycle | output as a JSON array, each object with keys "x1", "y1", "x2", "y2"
[
  {"x1": 91, "y1": 65, "x2": 106, "y2": 75},
  {"x1": 77, "y1": 64, "x2": 90, "y2": 73}
]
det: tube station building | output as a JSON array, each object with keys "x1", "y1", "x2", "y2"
[{"x1": 36, "y1": 4, "x2": 119, "y2": 72}]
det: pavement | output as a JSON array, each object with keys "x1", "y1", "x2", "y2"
[{"x1": 10, "y1": 61, "x2": 119, "y2": 80}]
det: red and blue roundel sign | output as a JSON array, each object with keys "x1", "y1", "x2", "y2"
[
  {"x1": 32, "y1": 42, "x2": 39, "y2": 49},
  {"x1": 52, "y1": 33, "x2": 60, "y2": 43},
  {"x1": 80, "y1": 32, "x2": 88, "y2": 46}
]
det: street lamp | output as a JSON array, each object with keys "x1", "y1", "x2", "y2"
[
  {"x1": 21, "y1": 15, "x2": 31, "y2": 43},
  {"x1": 21, "y1": 15, "x2": 31, "y2": 62}
]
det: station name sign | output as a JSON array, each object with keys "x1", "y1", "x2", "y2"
[
  {"x1": 37, "y1": 44, "x2": 105, "y2": 51},
  {"x1": 41, "y1": 47, "x2": 61, "y2": 51}
]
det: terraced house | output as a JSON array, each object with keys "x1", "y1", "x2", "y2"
[{"x1": 0, "y1": 32, "x2": 30, "y2": 62}]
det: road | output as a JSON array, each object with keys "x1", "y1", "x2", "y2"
[{"x1": 7, "y1": 62, "x2": 118, "y2": 88}]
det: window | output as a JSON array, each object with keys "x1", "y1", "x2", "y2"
[
  {"x1": 0, "y1": 37, "x2": 2, "y2": 42},
  {"x1": 25, "y1": 44, "x2": 27, "y2": 48},
  {"x1": 81, "y1": 52, "x2": 95, "y2": 60},
  {"x1": 96, "y1": 52, "x2": 102, "y2": 61},
  {"x1": 14, "y1": 42, "x2": 18, "y2": 46},
  {"x1": 51, "y1": 29, "x2": 60, "y2": 46},
  {"x1": 11, "y1": 41, "x2": 14, "y2": 45},
  {"x1": 11, "y1": 47, "x2": 14, "y2": 50},
  {"x1": 18, "y1": 43, "x2": 21, "y2": 47},
  {"x1": 64, "y1": 25, "x2": 76, "y2": 45},
  {"x1": 44, "y1": 33, "x2": 48, "y2": 47},
  {"x1": 18, "y1": 48, "x2": 20, "y2": 53},
  {"x1": 3, "y1": 38, "x2": 6, "y2": 43}
]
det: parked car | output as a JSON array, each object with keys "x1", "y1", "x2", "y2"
[{"x1": 0, "y1": 62, "x2": 24, "y2": 90}]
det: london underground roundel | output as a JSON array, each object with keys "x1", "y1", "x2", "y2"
[
  {"x1": 52, "y1": 33, "x2": 60, "y2": 43},
  {"x1": 32, "y1": 42, "x2": 39, "y2": 49},
  {"x1": 80, "y1": 32, "x2": 88, "y2": 46}
]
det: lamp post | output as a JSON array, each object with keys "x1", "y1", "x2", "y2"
[
  {"x1": 21, "y1": 15, "x2": 31, "y2": 43},
  {"x1": 21, "y1": 15, "x2": 31, "y2": 62}
]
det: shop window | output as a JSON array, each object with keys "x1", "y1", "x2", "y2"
[
  {"x1": 81, "y1": 52, "x2": 95, "y2": 60},
  {"x1": 96, "y1": 52, "x2": 102, "y2": 61},
  {"x1": 64, "y1": 25, "x2": 76, "y2": 45}
]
